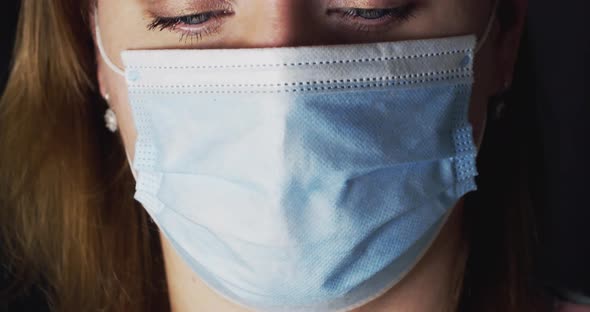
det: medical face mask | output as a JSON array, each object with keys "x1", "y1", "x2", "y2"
[{"x1": 96, "y1": 7, "x2": 495, "y2": 311}]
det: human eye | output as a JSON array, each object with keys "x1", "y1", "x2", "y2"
[
  {"x1": 146, "y1": 6, "x2": 234, "y2": 43},
  {"x1": 327, "y1": 2, "x2": 418, "y2": 33}
]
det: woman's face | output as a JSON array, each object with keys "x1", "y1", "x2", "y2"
[
  {"x1": 94, "y1": 2, "x2": 523, "y2": 309},
  {"x1": 95, "y1": 0, "x2": 516, "y2": 167}
]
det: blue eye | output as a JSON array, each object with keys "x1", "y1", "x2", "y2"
[
  {"x1": 177, "y1": 13, "x2": 215, "y2": 25},
  {"x1": 147, "y1": 9, "x2": 233, "y2": 43},
  {"x1": 147, "y1": 11, "x2": 229, "y2": 31}
]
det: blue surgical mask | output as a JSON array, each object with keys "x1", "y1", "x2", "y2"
[{"x1": 96, "y1": 7, "x2": 495, "y2": 311}]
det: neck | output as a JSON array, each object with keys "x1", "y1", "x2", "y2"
[{"x1": 160, "y1": 202, "x2": 467, "y2": 312}]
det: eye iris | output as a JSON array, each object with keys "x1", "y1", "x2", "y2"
[
  {"x1": 354, "y1": 9, "x2": 391, "y2": 19},
  {"x1": 181, "y1": 13, "x2": 212, "y2": 25}
]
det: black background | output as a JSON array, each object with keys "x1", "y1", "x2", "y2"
[
  {"x1": 0, "y1": 1, "x2": 18, "y2": 91},
  {"x1": 526, "y1": 0, "x2": 590, "y2": 301}
]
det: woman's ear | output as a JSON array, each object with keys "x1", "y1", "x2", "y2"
[
  {"x1": 493, "y1": 0, "x2": 528, "y2": 91},
  {"x1": 97, "y1": 57, "x2": 110, "y2": 99},
  {"x1": 97, "y1": 59, "x2": 109, "y2": 98}
]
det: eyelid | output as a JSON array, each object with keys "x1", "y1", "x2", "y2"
[
  {"x1": 146, "y1": 10, "x2": 236, "y2": 44},
  {"x1": 144, "y1": 0, "x2": 235, "y2": 43},
  {"x1": 145, "y1": 0, "x2": 234, "y2": 20}
]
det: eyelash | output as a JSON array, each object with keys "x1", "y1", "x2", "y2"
[
  {"x1": 147, "y1": 3, "x2": 417, "y2": 43},
  {"x1": 147, "y1": 8, "x2": 234, "y2": 43}
]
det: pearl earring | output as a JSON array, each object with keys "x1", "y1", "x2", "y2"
[
  {"x1": 103, "y1": 93, "x2": 118, "y2": 133},
  {"x1": 491, "y1": 81, "x2": 511, "y2": 120}
]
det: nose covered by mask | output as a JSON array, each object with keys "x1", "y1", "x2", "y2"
[{"x1": 96, "y1": 8, "x2": 495, "y2": 311}]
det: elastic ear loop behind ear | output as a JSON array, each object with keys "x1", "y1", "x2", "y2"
[
  {"x1": 126, "y1": 150, "x2": 138, "y2": 180},
  {"x1": 474, "y1": 0, "x2": 499, "y2": 55},
  {"x1": 474, "y1": 0, "x2": 499, "y2": 150},
  {"x1": 95, "y1": 9, "x2": 125, "y2": 77}
]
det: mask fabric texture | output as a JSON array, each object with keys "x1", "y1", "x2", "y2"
[{"x1": 116, "y1": 35, "x2": 479, "y2": 312}]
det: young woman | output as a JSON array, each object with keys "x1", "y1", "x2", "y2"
[{"x1": 1, "y1": 0, "x2": 550, "y2": 311}]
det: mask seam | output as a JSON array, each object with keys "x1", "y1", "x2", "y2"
[
  {"x1": 132, "y1": 98, "x2": 163, "y2": 216},
  {"x1": 128, "y1": 67, "x2": 471, "y2": 89},
  {"x1": 134, "y1": 151, "x2": 469, "y2": 179},
  {"x1": 128, "y1": 75, "x2": 472, "y2": 95},
  {"x1": 450, "y1": 87, "x2": 479, "y2": 197},
  {"x1": 126, "y1": 49, "x2": 472, "y2": 71}
]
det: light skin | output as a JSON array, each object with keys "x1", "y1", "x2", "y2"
[{"x1": 94, "y1": 0, "x2": 525, "y2": 310}]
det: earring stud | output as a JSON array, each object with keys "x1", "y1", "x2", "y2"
[
  {"x1": 104, "y1": 108, "x2": 118, "y2": 132},
  {"x1": 491, "y1": 82, "x2": 511, "y2": 120},
  {"x1": 102, "y1": 93, "x2": 118, "y2": 132}
]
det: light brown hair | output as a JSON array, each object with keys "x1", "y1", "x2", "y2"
[{"x1": 0, "y1": 1, "x2": 166, "y2": 311}]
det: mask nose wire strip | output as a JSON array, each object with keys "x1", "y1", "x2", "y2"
[
  {"x1": 94, "y1": 1, "x2": 497, "y2": 77},
  {"x1": 95, "y1": 9, "x2": 126, "y2": 77},
  {"x1": 474, "y1": 0, "x2": 499, "y2": 55}
]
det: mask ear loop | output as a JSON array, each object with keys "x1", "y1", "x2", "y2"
[
  {"x1": 126, "y1": 150, "x2": 138, "y2": 180},
  {"x1": 474, "y1": 0, "x2": 499, "y2": 55},
  {"x1": 474, "y1": 0, "x2": 500, "y2": 149},
  {"x1": 95, "y1": 9, "x2": 126, "y2": 77}
]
